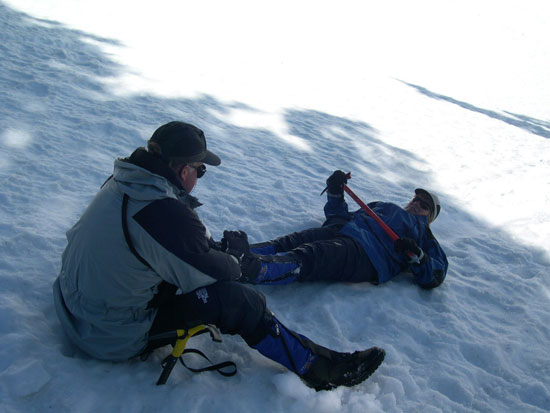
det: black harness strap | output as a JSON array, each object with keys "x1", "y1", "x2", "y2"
[
  {"x1": 152, "y1": 328, "x2": 237, "y2": 384},
  {"x1": 179, "y1": 348, "x2": 237, "y2": 377}
]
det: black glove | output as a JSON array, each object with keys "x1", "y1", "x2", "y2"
[
  {"x1": 325, "y1": 170, "x2": 348, "y2": 196},
  {"x1": 221, "y1": 230, "x2": 250, "y2": 260},
  {"x1": 394, "y1": 237, "x2": 425, "y2": 264}
]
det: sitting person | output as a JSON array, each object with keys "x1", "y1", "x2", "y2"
[
  {"x1": 52, "y1": 124, "x2": 385, "y2": 392},
  {"x1": 235, "y1": 170, "x2": 448, "y2": 289}
]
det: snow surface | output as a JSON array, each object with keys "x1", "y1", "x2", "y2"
[{"x1": 1, "y1": 1, "x2": 549, "y2": 412}]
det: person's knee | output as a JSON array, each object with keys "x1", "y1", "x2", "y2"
[
  {"x1": 242, "y1": 309, "x2": 275, "y2": 346},
  {"x1": 213, "y1": 281, "x2": 267, "y2": 338},
  {"x1": 292, "y1": 246, "x2": 314, "y2": 281}
]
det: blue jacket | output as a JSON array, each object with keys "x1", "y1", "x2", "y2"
[{"x1": 323, "y1": 194, "x2": 448, "y2": 288}]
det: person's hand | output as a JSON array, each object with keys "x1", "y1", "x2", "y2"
[
  {"x1": 394, "y1": 237, "x2": 425, "y2": 264},
  {"x1": 326, "y1": 170, "x2": 348, "y2": 196},
  {"x1": 221, "y1": 230, "x2": 250, "y2": 260}
]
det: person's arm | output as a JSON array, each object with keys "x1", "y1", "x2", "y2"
[
  {"x1": 132, "y1": 198, "x2": 242, "y2": 291},
  {"x1": 323, "y1": 170, "x2": 353, "y2": 225},
  {"x1": 396, "y1": 236, "x2": 448, "y2": 289}
]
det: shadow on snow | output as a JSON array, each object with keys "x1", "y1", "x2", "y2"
[{"x1": 400, "y1": 80, "x2": 550, "y2": 139}]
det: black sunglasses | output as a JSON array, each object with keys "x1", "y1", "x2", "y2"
[
  {"x1": 412, "y1": 196, "x2": 432, "y2": 212},
  {"x1": 188, "y1": 164, "x2": 206, "y2": 178}
]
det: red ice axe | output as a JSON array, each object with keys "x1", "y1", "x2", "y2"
[
  {"x1": 342, "y1": 173, "x2": 399, "y2": 242},
  {"x1": 323, "y1": 172, "x2": 420, "y2": 262}
]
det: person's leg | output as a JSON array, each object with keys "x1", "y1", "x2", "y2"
[
  {"x1": 249, "y1": 310, "x2": 386, "y2": 391},
  {"x1": 250, "y1": 226, "x2": 341, "y2": 255},
  {"x1": 241, "y1": 235, "x2": 378, "y2": 285},
  {"x1": 149, "y1": 281, "x2": 384, "y2": 390},
  {"x1": 148, "y1": 281, "x2": 267, "y2": 341},
  {"x1": 295, "y1": 235, "x2": 378, "y2": 283}
]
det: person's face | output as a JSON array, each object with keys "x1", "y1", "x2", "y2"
[
  {"x1": 404, "y1": 193, "x2": 433, "y2": 221},
  {"x1": 179, "y1": 162, "x2": 206, "y2": 193}
]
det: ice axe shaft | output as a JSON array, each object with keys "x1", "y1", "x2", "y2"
[
  {"x1": 343, "y1": 181, "x2": 399, "y2": 242},
  {"x1": 343, "y1": 173, "x2": 419, "y2": 263},
  {"x1": 322, "y1": 172, "x2": 399, "y2": 241}
]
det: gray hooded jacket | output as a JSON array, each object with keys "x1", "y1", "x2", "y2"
[{"x1": 53, "y1": 149, "x2": 240, "y2": 361}]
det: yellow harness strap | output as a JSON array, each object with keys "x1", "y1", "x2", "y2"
[
  {"x1": 156, "y1": 324, "x2": 234, "y2": 385},
  {"x1": 171, "y1": 326, "x2": 207, "y2": 358}
]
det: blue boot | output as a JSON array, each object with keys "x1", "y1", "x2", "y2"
[
  {"x1": 249, "y1": 241, "x2": 278, "y2": 256},
  {"x1": 241, "y1": 253, "x2": 300, "y2": 285},
  {"x1": 252, "y1": 316, "x2": 385, "y2": 391}
]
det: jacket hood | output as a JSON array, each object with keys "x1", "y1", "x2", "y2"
[{"x1": 112, "y1": 148, "x2": 201, "y2": 207}]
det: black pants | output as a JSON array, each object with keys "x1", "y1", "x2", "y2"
[
  {"x1": 271, "y1": 226, "x2": 378, "y2": 283},
  {"x1": 148, "y1": 281, "x2": 270, "y2": 350}
]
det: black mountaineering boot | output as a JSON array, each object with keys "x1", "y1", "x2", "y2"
[
  {"x1": 301, "y1": 347, "x2": 386, "y2": 391},
  {"x1": 249, "y1": 313, "x2": 385, "y2": 391}
]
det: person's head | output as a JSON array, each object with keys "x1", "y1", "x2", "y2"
[
  {"x1": 404, "y1": 188, "x2": 441, "y2": 223},
  {"x1": 147, "y1": 121, "x2": 220, "y2": 193}
]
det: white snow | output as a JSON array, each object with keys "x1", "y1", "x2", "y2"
[{"x1": 1, "y1": 1, "x2": 549, "y2": 412}]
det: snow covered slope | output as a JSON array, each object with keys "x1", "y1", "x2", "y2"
[{"x1": 1, "y1": 1, "x2": 549, "y2": 411}]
